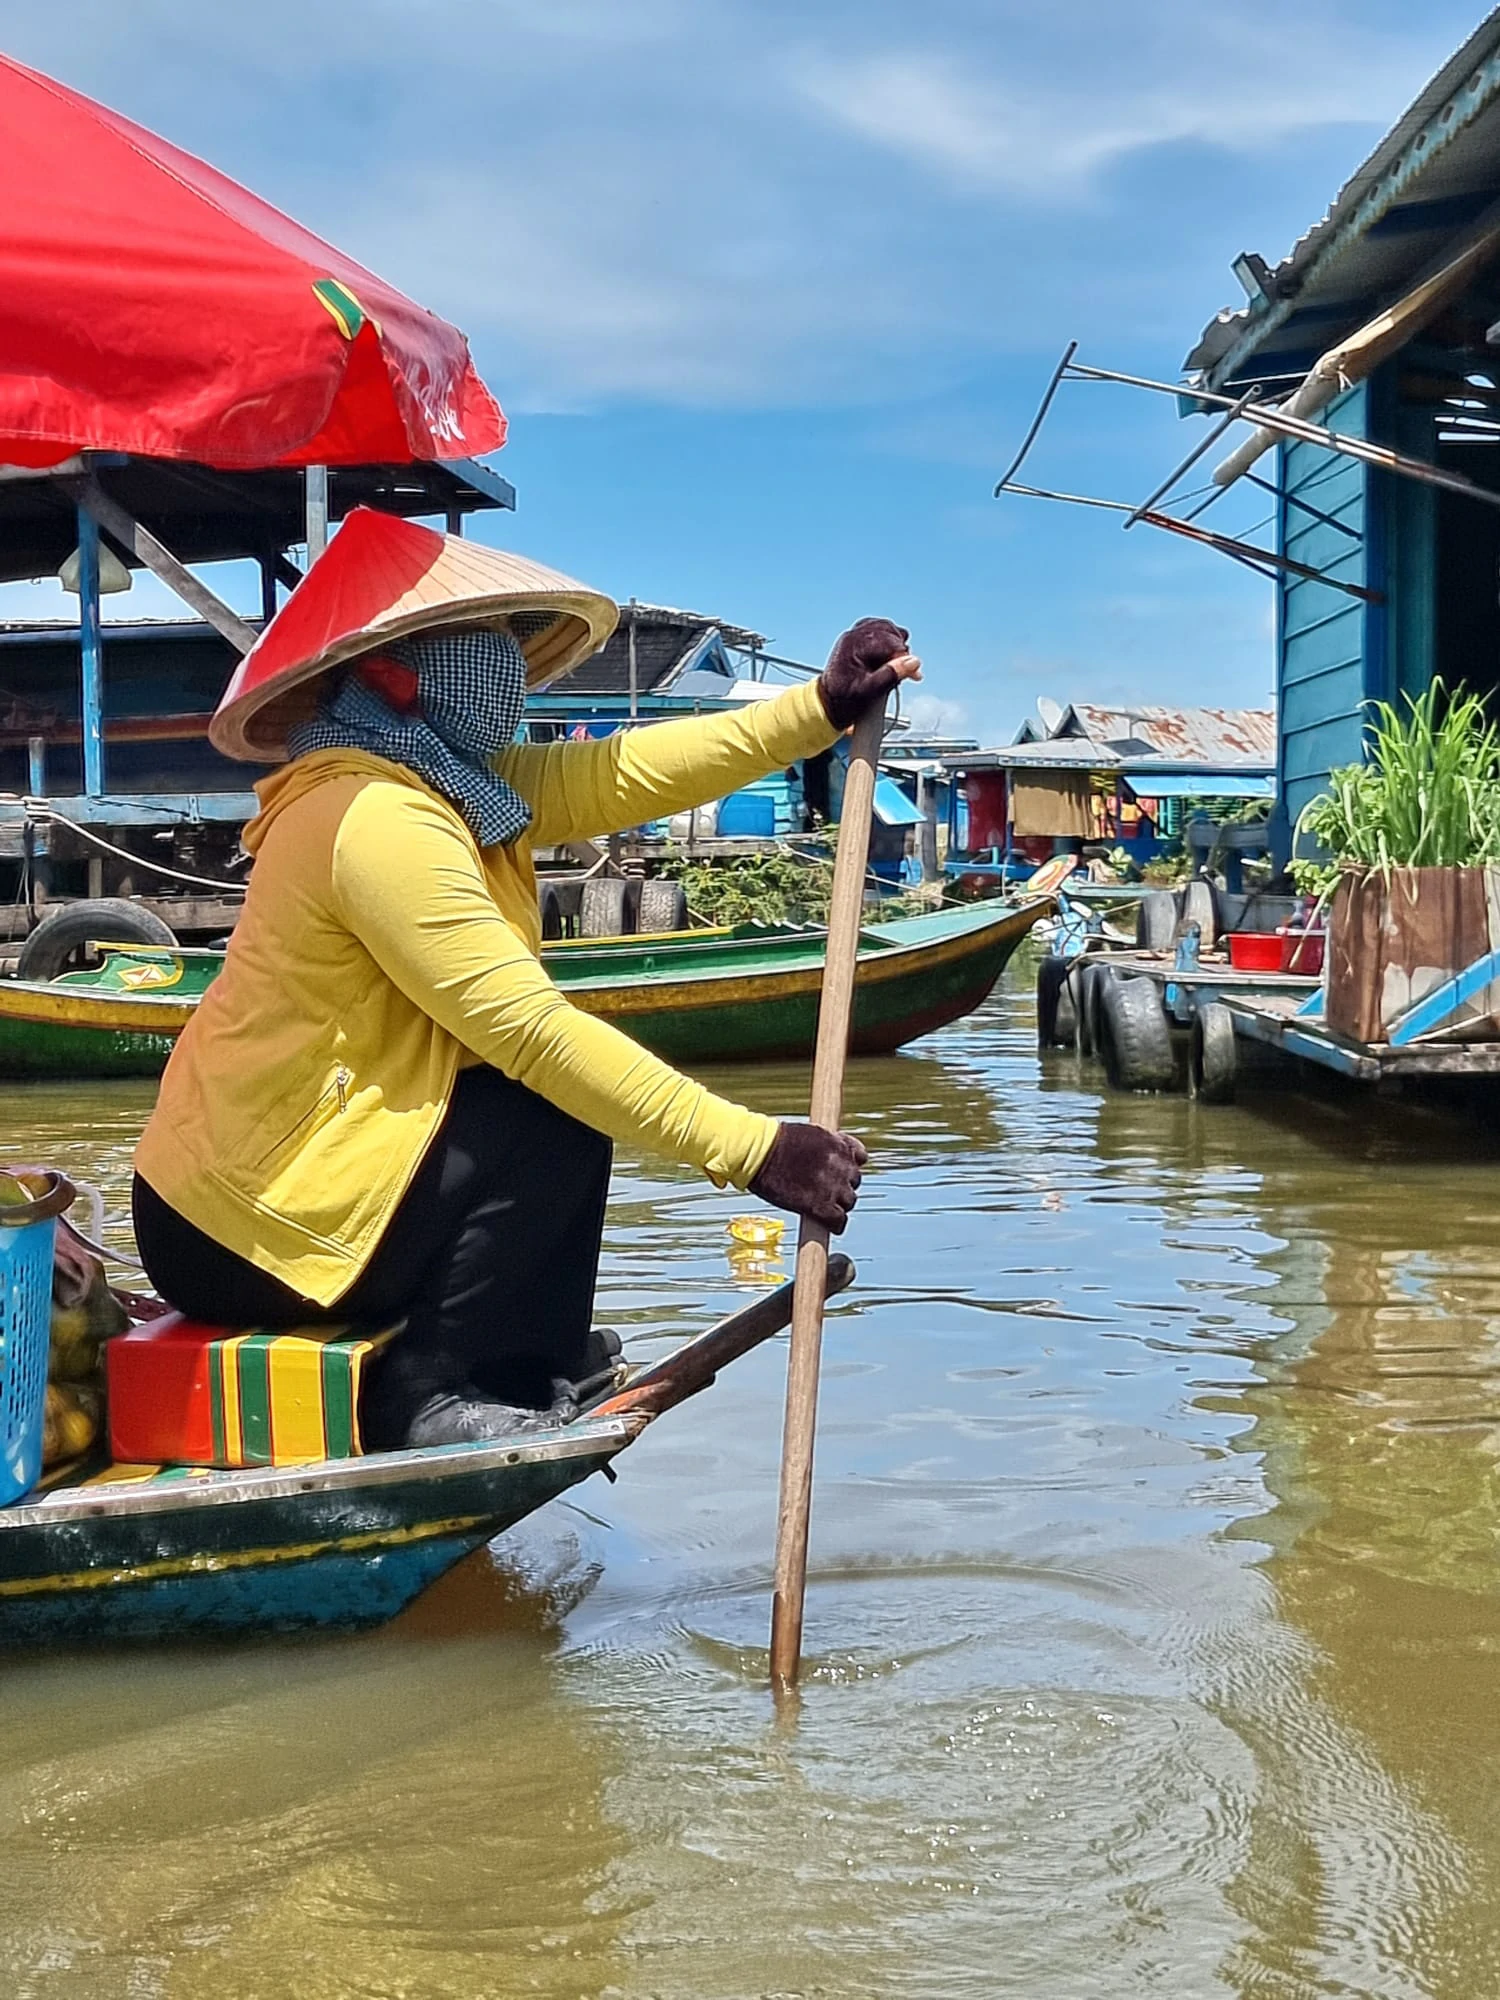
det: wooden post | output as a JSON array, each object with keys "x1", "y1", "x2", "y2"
[
  {"x1": 627, "y1": 597, "x2": 639, "y2": 723},
  {"x1": 769, "y1": 695, "x2": 888, "y2": 1691},
  {"x1": 918, "y1": 771, "x2": 939, "y2": 883},
  {"x1": 66, "y1": 477, "x2": 257, "y2": 654},
  {"x1": 76, "y1": 506, "x2": 104, "y2": 799},
  {"x1": 305, "y1": 465, "x2": 329, "y2": 563}
]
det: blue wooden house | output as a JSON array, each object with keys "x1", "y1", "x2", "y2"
[{"x1": 1183, "y1": 11, "x2": 1500, "y2": 859}]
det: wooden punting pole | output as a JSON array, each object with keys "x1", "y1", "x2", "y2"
[{"x1": 769, "y1": 693, "x2": 888, "y2": 1691}]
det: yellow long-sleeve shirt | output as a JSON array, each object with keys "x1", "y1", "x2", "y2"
[{"x1": 135, "y1": 676, "x2": 839, "y2": 1304}]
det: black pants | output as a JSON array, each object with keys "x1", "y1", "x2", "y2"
[{"x1": 132, "y1": 1066, "x2": 613, "y2": 1448}]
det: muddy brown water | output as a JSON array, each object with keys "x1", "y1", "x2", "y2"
[{"x1": 3, "y1": 953, "x2": 1500, "y2": 1998}]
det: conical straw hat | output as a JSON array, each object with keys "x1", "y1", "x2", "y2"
[{"x1": 210, "y1": 507, "x2": 618, "y2": 761}]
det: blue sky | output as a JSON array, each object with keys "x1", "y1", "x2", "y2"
[{"x1": 0, "y1": 0, "x2": 1491, "y2": 742}]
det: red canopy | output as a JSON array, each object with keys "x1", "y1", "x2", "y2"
[{"x1": 0, "y1": 55, "x2": 506, "y2": 471}]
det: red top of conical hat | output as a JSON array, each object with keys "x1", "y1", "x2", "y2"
[{"x1": 210, "y1": 507, "x2": 617, "y2": 761}]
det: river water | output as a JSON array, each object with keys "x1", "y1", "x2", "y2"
[{"x1": 3, "y1": 949, "x2": 1500, "y2": 1998}]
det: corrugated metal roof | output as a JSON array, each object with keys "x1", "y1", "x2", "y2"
[
  {"x1": 624, "y1": 603, "x2": 767, "y2": 651},
  {"x1": 1187, "y1": 10, "x2": 1500, "y2": 387},
  {"x1": 1019, "y1": 702, "x2": 1275, "y2": 763}
]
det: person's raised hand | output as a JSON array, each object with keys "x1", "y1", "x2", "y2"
[
  {"x1": 818, "y1": 617, "x2": 922, "y2": 731},
  {"x1": 748, "y1": 1121, "x2": 867, "y2": 1234}
]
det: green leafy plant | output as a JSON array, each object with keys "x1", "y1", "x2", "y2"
[
  {"x1": 1287, "y1": 854, "x2": 1339, "y2": 900},
  {"x1": 1141, "y1": 853, "x2": 1192, "y2": 887},
  {"x1": 1296, "y1": 679, "x2": 1500, "y2": 873},
  {"x1": 657, "y1": 841, "x2": 932, "y2": 926},
  {"x1": 658, "y1": 845, "x2": 835, "y2": 926}
]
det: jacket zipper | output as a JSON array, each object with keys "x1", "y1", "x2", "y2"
[{"x1": 252, "y1": 1067, "x2": 351, "y2": 1167}]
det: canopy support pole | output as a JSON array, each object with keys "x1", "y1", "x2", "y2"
[
  {"x1": 76, "y1": 506, "x2": 104, "y2": 798},
  {"x1": 305, "y1": 465, "x2": 329, "y2": 562},
  {"x1": 64, "y1": 476, "x2": 257, "y2": 654}
]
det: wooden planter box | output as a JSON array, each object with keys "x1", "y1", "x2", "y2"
[{"x1": 1326, "y1": 865, "x2": 1500, "y2": 1044}]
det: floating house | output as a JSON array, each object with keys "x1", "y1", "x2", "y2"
[
  {"x1": 943, "y1": 699, "x2": 1274, "y2": 873},
  {"x1": 1183, "y1": 9, "x2": 1500, "y2": 854}
]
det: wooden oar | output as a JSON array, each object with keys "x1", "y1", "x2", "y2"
[{"x1": 769, "y1": 695, "x2": 889, "y2": 1690}]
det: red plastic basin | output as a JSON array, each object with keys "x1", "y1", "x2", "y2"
[
  {"x1": 1227, "y1": 931, "x2": 1283, "y2": 972},
  {"x1": 1280, "y1": 929, "x2": 1325, "y2": 976}
]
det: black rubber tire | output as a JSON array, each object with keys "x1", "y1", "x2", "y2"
[
  {"x1": 1178, "y1": 877, "x2": 1218, "y2": 952},
  {"x1": 17, "y1": 897, "x2": 177, "y2": 982},
  {"x1": 1099, "y1": 974, "x2": 1176, "y2": 1092},
  {"x1": 1190, "y1": 1002, "x2": 1238, "y2": 1104},
  {"x1": 1036, "y1": 952, "x2": 1076, "y2": 1050},
  {"x1": 1073, "y1": 959, "x2": 1107, "y2": 1056},
  {"x1": 1055, "y1": 980, "x2": 1077, "y2": 1048},
  {"x1": 537, "y1": 883, "x2": 564, "y2": 941},
  {"x1": 579, "y1": 877, "x2": 637, "y2": 939},
  {"x1": 1136, "y1": 889, "x2": 1179, "y2": 951},
  {"x1": 638, "y1": 878, "x2": 689, "y2": 933}
]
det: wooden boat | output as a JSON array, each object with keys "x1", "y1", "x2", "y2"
[
  {"x1": 0, "y1": 898, "x2": 1051, "y2": 1077},
  {"x1": 0, "y1": 1259, "x2": 851, "y2": 1647}
]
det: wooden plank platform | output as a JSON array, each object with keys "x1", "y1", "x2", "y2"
[
  {"x1": 1079, "y1": 948, "x2": 1319, "y2": 1000},
  {"x1": 1224, "y1": 992, "x2": 1500, "y2": 1080}
]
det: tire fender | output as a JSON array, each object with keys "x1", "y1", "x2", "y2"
[
  {"x1": 1190, "y1": 1002, "x2": 1238, "y2": 1104},
  {"x1": 1036, "y1": 953, "x2": 1076, "y2": 1049},
  {"x1": 1136, "y1": 890, "x2": 1179, "y2": 952},
  {"x1": 17, "y1": 898, "x2": 177, "y2": 983},
  {"x1": 1099, "y1": 974, "x2": 1176, "y2": 1092}
]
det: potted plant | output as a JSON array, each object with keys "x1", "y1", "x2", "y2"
[{"x1": 1294, "y1": 681, "x2": 1500, "y2": 1044}]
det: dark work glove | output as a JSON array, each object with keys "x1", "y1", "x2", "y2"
[
  {"x1": 818, "y1": 617, "x2": 912, "y2": 730},
  {"x1": 749, "y1": 1121, "x2": 867, "y2": 1233}
]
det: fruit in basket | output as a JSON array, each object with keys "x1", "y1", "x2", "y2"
[{"x1": 42, "y1": 1381, "x2": 102, "y2": 1466}]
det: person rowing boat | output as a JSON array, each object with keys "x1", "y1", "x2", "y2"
[{"x1": 131, "y1": 511, "x2": 919, "y2": 1449}]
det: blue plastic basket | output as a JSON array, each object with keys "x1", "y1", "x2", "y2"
[{"x1": 0, "y1": 1213, "x2": 55, "y2": 1506}]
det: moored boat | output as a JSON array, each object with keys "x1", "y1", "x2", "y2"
[{"x1": 0, "y1": 898, "x2": 1052, "y2": 1077}]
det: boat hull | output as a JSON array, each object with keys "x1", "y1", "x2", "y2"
[
  {"x1": 0, "y1": 1422, "x2": 635, "y2": 1647},
  {"x1": 0, "y1": 900, "x2": 1050, "y2": 1076},
  {"x1": 569, "y1": 900, "x2": 1046, "y2": 1061}
]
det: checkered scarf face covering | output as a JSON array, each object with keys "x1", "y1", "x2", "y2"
[{"x1": 287, "y1": 627, "x2": 532, "y2": 846}]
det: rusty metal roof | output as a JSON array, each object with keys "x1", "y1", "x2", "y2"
[
  {"x1": 1053, "y1": 702, "x2": 1275, "y2": 764},
  {"x1": 1011, "y1": 701, "x2": 1274, "y2": 764}
]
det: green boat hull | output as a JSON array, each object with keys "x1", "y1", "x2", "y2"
[
  {"x1": 0, "y1": 1422, "x2": 635, "y2": 1648},
  {"x1": 0, "y1": 900, "x2": 1049, "y2": 1077}
]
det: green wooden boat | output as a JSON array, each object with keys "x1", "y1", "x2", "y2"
[{"x1": 0, "y1": 898, "x2": 1050, "y2": 1077}]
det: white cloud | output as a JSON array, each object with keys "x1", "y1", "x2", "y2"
[
  {"x1": 901, "y1": 690, "x2": 970, "y2": 738},
  {"x1": 789, "y1": 7, "x2": 1434, "y2": 199}
]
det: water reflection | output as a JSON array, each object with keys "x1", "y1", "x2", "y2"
[{"x1": 4, "y1": 972, "x2": 1500, "y2": 1994}]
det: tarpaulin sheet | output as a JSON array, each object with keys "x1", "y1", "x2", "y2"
[
  {"x1": 1125, "y1": 773, "x2": 1274, "y2": 800},
  {"x1": 872, "y1": 776, "x2": 923, "y2": 827},
  {"x1": 1008, "y1": 771, "x2": 1094, "y2": 838},
  {"x1": 0, "y1": 56, "x2": 505, "y2": 471}
]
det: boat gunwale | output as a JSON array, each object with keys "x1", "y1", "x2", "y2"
[
  {"x1": 4, "y1": 1415, "x2": 643, "y2": 1529},
  {"x1": 569, "y1": 896, "x2": 1053, "y2": 1010},
  {"x1": 0, "y1": 898, "x2": 1052, "y2": 1032}
]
